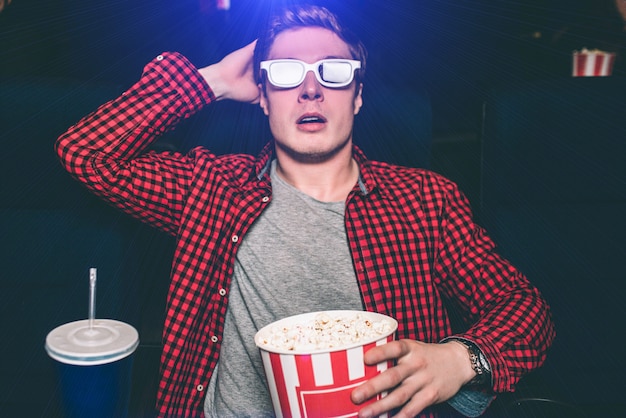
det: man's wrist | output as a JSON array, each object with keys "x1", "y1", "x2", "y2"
[
  {"x1": 197, "y1": 63, "x2": 230, "y2": 102},
  {"x1": 447, "y1": 339, "x2": 492, "y2": 387}
]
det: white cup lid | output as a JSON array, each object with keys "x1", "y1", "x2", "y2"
[{"x1": 45, "y1": 319, "x2": 139, "y2": 366}]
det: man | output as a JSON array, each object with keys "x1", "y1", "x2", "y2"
[{"x1": 56, "y1": 4, "x2": 554, "y2": 418}]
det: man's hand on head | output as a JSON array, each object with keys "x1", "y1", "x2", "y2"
[
  {"x1": 351, "y1": 339, "x2": 475, "y2": 418},
  {"x1": 198, "y1": 40, "x2": 260, "y2": 104}
]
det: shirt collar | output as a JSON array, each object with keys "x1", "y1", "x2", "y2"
[
  {"x1": 351, "y1": 144, "x2": 380, "y2": 196},
  {"x1": 251, "y1": 141, "x2": 385, "y2": 198},
  {"x1": 253, "y1": 141, "x2": 275, "y2": 182}
]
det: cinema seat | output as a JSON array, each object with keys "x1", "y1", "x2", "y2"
[{"x1": 480, "y1": 76, "x2": 626, "y2": 416}]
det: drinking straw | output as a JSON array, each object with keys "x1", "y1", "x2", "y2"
[{"x1": 89, "y1": 268, "x2": 97, "y2": 330}]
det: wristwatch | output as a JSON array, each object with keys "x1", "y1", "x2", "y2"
[{"x1": 450, "y1": 339, "x2": 491, "y2": 386}]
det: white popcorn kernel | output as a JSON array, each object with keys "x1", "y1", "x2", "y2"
[{"x1": 260, "y1": 312, "x2": 393, "y2": 351}]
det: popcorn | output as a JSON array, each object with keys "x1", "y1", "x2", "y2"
[
  {"x1": 255, "y1": 310, "x2": 397, "y2": 417},
  {"x1": 259, "y1": 311, "x2": 395, "y2": 351},
  {"x1": 572, "y1": 48, "x2": 616, "y2": 77},
  {"x1": 577, "y1": 48, "x2": 606, "y2": 54}
]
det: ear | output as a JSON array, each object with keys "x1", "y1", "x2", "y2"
[
  {"x1": 258, "y1": 83, "x2": 269, "y2": 116},
  {"x1": 353, "y1": 83, "x2": 363, "y2": 115}
]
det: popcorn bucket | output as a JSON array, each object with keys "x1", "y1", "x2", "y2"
[
  {"x1": 572, "y1": 49, "x2": 616, "y2": 77},
  {"x1": 255, "y1": 310, "x2": 398, "y2": 418}
]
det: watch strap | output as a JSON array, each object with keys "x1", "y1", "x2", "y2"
[{"x1": 449, "y1": 339, "x2": 491, "y2": 386}]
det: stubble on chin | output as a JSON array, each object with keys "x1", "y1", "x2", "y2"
[{"x1": 274, "y1": 136, "x2": 351, "y2": 164}]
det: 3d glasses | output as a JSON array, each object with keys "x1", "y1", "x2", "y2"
[{"x1": 260, "y1": 59, "x2": 361, "y2": 89}]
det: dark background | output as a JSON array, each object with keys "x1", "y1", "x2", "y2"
[
  {"x1": 2, "y1": 0, "x2": 625, "y2": 94},
  {"x1": 2, "y1": 0, "x2": 624, "y2": 199},
  {"x1": 2, "y1": 0, "x2": 624, "y2": 195},
  {"x1": 1, "y1": 1, "x2": 624, "y2": 417}
]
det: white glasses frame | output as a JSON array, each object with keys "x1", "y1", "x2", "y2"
[{"x1": 260, "y1": 58, "x2": 361, "y2": 89}]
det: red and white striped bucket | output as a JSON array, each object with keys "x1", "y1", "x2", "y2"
[
  {"x1": 572, "y1": 49, "x2": 616, "y2": 77},
  {"x1": 255, "y1": 311, "x2": 397, "y2": 418}
]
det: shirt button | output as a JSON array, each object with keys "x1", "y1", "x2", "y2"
[
  {"x1": 211, "y1": 335, "x2": 218, "y2": 343},
  {"x1": 219, "y1": 288, "x2": 226, "y2": 296},
  {"x1": 262, "y1": 196, "x2": 270, "y2": 202},
  {"x1": 231, "y1": 235, "x2": 239, "y2": 243},
  {"x1": 196, "y1": 384, "x2": 204, "y2": 392},
  {"x1": 156, "y1": 54, "x2": 164, "y2": 61}
]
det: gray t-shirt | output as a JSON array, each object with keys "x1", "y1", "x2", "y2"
[{"x1": 204, "y1": 160, "x2": 363, "y2": 417}]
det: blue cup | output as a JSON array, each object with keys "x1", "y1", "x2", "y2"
[{"x1": 45, "y1": 319, "x2": 139, "y2": 418}]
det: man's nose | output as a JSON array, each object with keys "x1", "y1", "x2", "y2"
[{"x1": 299, "y1": 71, "x2": 324, "y2": 101}]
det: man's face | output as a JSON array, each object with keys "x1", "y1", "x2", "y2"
[{"x1": 259, "y1": 27, "x2": 363, "y2": 163}]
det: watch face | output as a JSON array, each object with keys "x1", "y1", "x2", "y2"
[{"x1": 478, "y1": 351, "x2": 491, "y2": 373}]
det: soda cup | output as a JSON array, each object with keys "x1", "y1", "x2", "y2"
[{"x1": 45, "y1": 319, "x2": 139, "y2": 418}]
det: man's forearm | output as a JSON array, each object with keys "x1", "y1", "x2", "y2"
[
  {"x1": 434, "y1": 181, "x2": 555, "y2": 394},
  {"x1": 55, "y1": 52, "x2": 214, "y2": 186},
  {"x1": 54, "y1": 52, "x2": 216, "y2": 233}
]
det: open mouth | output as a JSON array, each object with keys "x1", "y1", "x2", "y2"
[{"x1": 297, "y1": 114, "x2": 327, "y2": 125}]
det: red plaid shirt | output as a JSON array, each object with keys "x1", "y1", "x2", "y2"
[{"x1": 56, "y1": 52, "x2": 555, "y2": 417}]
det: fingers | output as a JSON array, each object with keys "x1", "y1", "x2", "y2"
[
  {"x1": 355, "y1": 370, "x2": 444, "y2": 418},
  {"x1": 351, "y1": 340, "x2": 408, "y2": 402},
  {"x1": 352, "y1": 341, "x2": 415, "y2": 411},
  {"x1": 357, "y1": 389, "x2": 434, "y2": 418},
  {"x1": 354, "y1": 370, "x2": 438, "y2": 418},
  {"x1": 369, "y1": 389, "x2": 439, "y2": 418},
  {"x1": 362, "y1": 339, "x2": 406, "y2": 365},
  {"x1": 352, "y1": 340, "x2": 456, "y2": 418},
  {"x1": 201, "y1": 40, "x2": 260, "y2": 103},
  {"x1": 220, "y1": 39, "x2": 257, "y2": 72},
  {"x1": 352, "y1": 361, "x2": 404, "y2": 405}
]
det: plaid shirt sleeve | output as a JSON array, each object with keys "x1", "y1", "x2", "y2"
[
  {"x1": 55, "y1": 52, "x2": 215, "y2": 234},
  {"x1": 347, "y1": 155, "x2": 555, "y2": 401},
  {"x1": 433, "y1": 177, "x2": 556, "y2": 393}
]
